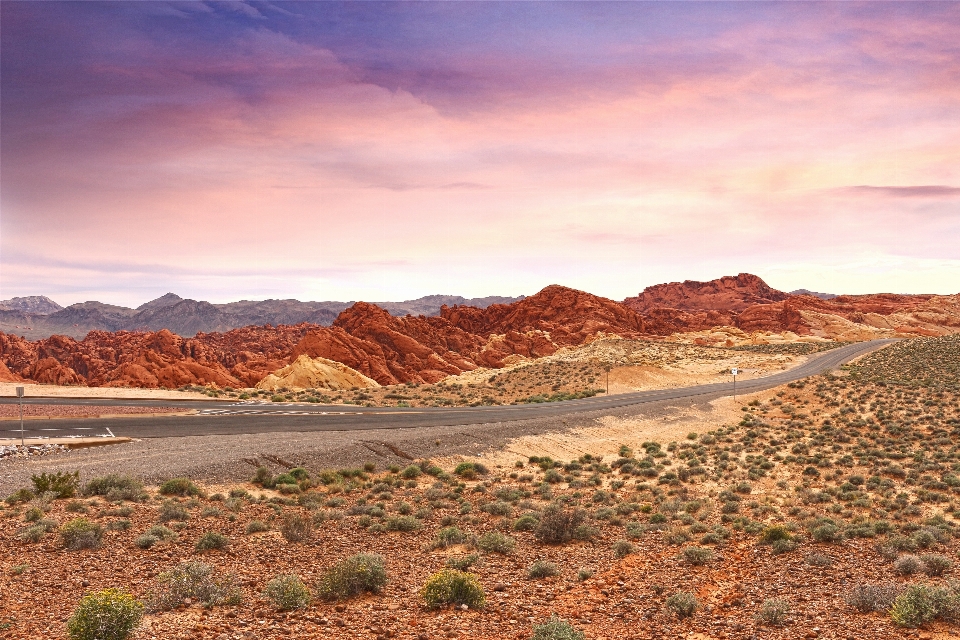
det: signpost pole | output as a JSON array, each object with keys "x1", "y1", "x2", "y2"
[
  {"x1": 17, "y1": 387, "x2": 25, "y2": 448},
  {"x1": 731, "y1": 368, "x2": 738, "y2": 403}
]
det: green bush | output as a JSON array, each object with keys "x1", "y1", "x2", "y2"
[
  {"x1": 83, "y1": 475, "x2": 144, "y2": 501},
  {"x1": 919, "y1": 553, "x2": 954, "y2": 577},
  {"x1": 430, "y1": 527, "x2": 468, "y2": 549},
  {"x1": 682, "y1": 546, "x2": 714, "y2": 565},
  {"x1": 420, "y1": 570, "x2": 485, "y2": 609},
  {"x1": 61, "y1": 518, "x2": 104, "y2": 550},
  {"x1": 889, "y1": 583, "x2": 957, "y2": 627},
  {"x1": 535, "y1": 504, "x2": 587, "y2": 544},
  {"x1": 527, "y1": 560, "x2": 560, "y2": 579},
  {"x1": 666, "y1": 592, "x2": 698, "y2": 618},
  {"x1": 251, "y1": 466, "x2": 274, "y2": 487},
  {"x1": 315, "y1": 553, "x2": 387, "y2": 601},
  {"x1": 400, "y1": 465, "x2": 422, "y2": 479},
  {"x1": 759, "y1": 525, "x2": 792, "y2": 544},
  {"x1": 812, "y1": 523, "x2": 841, "y2": 543},
  {"x1": 280, "y1": 513, "x2": 312, "y2": 542},
  {"x1": 476, "y1": 531, "x2": 516, "y2": 554},
  {"x1": 32, "y1": 471, "x2": 80, "y2": 499},
  {"x1": 24, "y1": 506, "x2": 43, "y2": 522},
  {"x1": 612, "y1": 540, "x2": 634, "y2": 559},
  {"x1": 481, "y1": 501, "x2": 513, "y2": 517},
  {"x1": 385, "y1": 516, "x2": 422, "y2": 532},
  {"x1": 263, "y1": 574, "x2": 311, "y2": 610},
  {"x1": 531, "y1": 615, "x2": 585, "y2": 640},
  {"x1": 514, "y1": 514, "x2": 539, "y2": 531},
  {"x1": 245, "y1": 520, "x2": 270, "y2": 534},
  {"x1": 5, "y1": 487, "x2": 35, "y2": 505},
  {"x1": 195, "y1": 532, "x2": 229, "y2": 552},
  {"x1": 454, "y1": 461, "x2": 489, "y2": 479},
  {"x1": 446, "y1": 553, "x2": 479, "y2": 571},
  {"x1": 157, "y1": 500, "x2": 189, "y2": 523},
  {"x1": 135, "y1": 534, "x2": 158, "y2": 549},
  {"x1": 67, "y1": 588, "x2": 143, "y2": 640},
  {"x1": 755, "y1": 598, "x2": 791, "y2": 626},
  {"x1": 148, "y1": 561, "x2": 242, "y2": 610},
  {"x1": 158, "y1": 478, "x2": 203, "y2": 497}
]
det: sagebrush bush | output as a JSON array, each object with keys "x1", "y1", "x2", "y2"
[
  {"x1": 32, "y1": 471, "x2": 79, "y2": 499},
  {"x1": 476, "y1": 531, "x2": 516, "y2": 554},
  {"x1": 446, "y1": 554, "x2": 479, "y2": 571},
  {"x1": 666, "y1": 592, "x2": 698, "y2": 618},
  {"x1": 430, "y1": 527, "x2": 468, "y2": 550},
  {"x1": 158, "y1": 478, "x2": 203, "y2": 497},
  {"x1": 61, "y1": 518, "x2": 104, "y2": 551},
  {"x1": 755, "y1": 598, "x2": 791, "y2": 626},
  {"x1": 245, "y1": 520, "x2": 270, "y2": 534},
  {"x1": 263, "y1": 574, "x2": 311, "y2": 610},
  {"x1": 535, "y1": 504, "x2": 587, "y2": 544},
  {"x1": 919, "y1": 553, "x2": 953, "y2": 577},
  {"x1": 315, "y1": 553, "x2": 387, "y2": 601},
  {"x1": 527, "y1": 560, "x2": 560, "y2": 579},
  {"x1": 846, "y1": 583, "x2": 902, "y2": 613},
  {"x1": 894, "y1": 555, "x2": 924, "y2": 576},
  {"x1": 157, "y1": 500, "x2": 189, "y2": 523},
  {"x1": 148, "y1": 561, "x2": 242, "y2": 611},
  {"x1": 400, "y1": 465, "x2": 422, "y2": 479},
  {"x1": 83, "y1": 475, "x2": 144, "y2": 501},
  {"x1": 135, "y1": 534, "x2": 158, "y2": 549},
  {"x1": 531, "y1": 615, "x2": 586, "y2": 640},
  {"x1": 385, "y1": 515, "x2": 422, "y2": 532},
  {"x1": 67, "y1": 589, "x2": 143, "y2": 640},
  {"x1": 280, "y1": 513, "x2": 312, "y2": 542},
  {"x1": 612, "y1": 540, "x2": 634, "y2": 559},
  {"x1": 195, "y1": 532, "x2": 229, "y2": 552},
  {"x1": 682, "y1": 546, "x2": 714, "y2": 565},
  {"x1": 420, "y1": 570, "x2": 485, "y2": 609},
  {"x1": 514, "y1": 514, "x2": 539, "y2": 531},
  {"x1": 759, "y1": 525, "x2": 792, "y2": 544},
  {"x1": 889, "y1": 583, "x2": 957, "y2": 627}
]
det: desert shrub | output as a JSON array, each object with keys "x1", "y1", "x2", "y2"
[
  {"x1": 280, "y1": 513, "x2": 312, "y2": 542},
  {"x1": 531, "y1": 615, "x2": 586, "y2": 640},
  {"x1": 83, "y1": 475, "x2": 144, "y2": 501},
  {"x1": 157, "y1": 500, "x2": 189, "y2": 523},
  {"x1": 514, "y1": 514, "x2": 539, "y2": 531},
  {"x1": 430, "y1": 526, "x2": 468, "y2": 549},
  {"x1": 454, "y1": 461, "x2": 489, "y2": 479},
  {"x1": 67, "y1": 588, "x2": 143, "y2": 640},
  {"x1": 385, "y1": 516, "x2": 422, "y2": 532},
  {"x1": 24, "y1": 506, "x2": 43, "y2": 522},
  {"x1": 889, "y1": 583, "x2": 959, "y2": 627},
  {"x1": 263, "y1": 574, "x2": 311, "y2": 610},
  {"x1": 135, "y1": 534, "x2": 159, "y2": 549},
  {"x1": 195, "y1": 532, "x2": 229, "y2": 552},
  {"x1": 666, "y1": 592, "x2": 698, "y2": 618},
  {"x1": 65, "y1": 500, "x2": 88, "y2": 513},
  {"x1": 420, "y1": 570, "x2": 485, "y2": 609},
  {"x1": 481, "y1": 501, "x2": 514, "y2": 517},
  {"x1": 5, "y1": 487, "x2": 35, "y2": 505},
  {"x1": 315, "y1": 553, "x2": 387, "y2": 601},
  {"x1": 755, "y1": 598, "x2": 791, "y2": 626},
  {"x1": 145, "y1": 525, "x2": 176, "y2": 541},
  {"x1": 476, "y1": 531, "x2": 516, "y2": 554},
  {"x1": 158, "y1": 478, "x2": 203, "y2": 497},
  {"x1": 149, "y1": 561, "x2": 242, "y2": 610},
  {"x1": 811, "y1": 523, "x2": 841, "y2": 543},
  {"x1": 535, "y1": 504, "x2": 587, "y2": 544},
  {"x1": 18, "y1": 524, "x2": 49, "y2": 543},
  {"x1": 400, "y1": 465, "x2": 422, "y2": 479},
  {"x1": 251, "y1": 466, "x2": 273, "y2": 487},
  {"x1": 894, "y1": 555, "x2": 924, "y2": 576},
  {"x1": 759, "y1": 525, "x2": 792, "y2": 544},
  {"x1": 61, "y1": 518, "x2": 104, "y2": 550},
  {"x1": 846, "y1": 583, "x2": 903, "y2": 613},
  {"x1": 527, "y1": 560, "x2": 560, "y2": 579},
  {"x1": 806, "y1": 552, "x2": 833, "y2": 567},
  {"x1": 245, "y1": 520, "x2": 270, "y2": 534},
  {"x1": 32, "y1": 471, "x2": 79, "y2": 499},
  {"x1": 612, "y1": 540, "x2": 634, "y2": 559},
  {"x1": 446, "y1": 554, "x2": 479, "y2": 571},
  {"x1": 682, "y1": 546, "x2": 714, "y2": 565},
  {"x1": 771, "y1": 539, "x2": 798, "y2": 555},
  {"x1": 919, "y1": 554, "x2": 954, "y2": 577}
]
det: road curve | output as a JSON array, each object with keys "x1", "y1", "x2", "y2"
[{"x1": 0, "y1": 339, "x2": 894, "y2": 439}]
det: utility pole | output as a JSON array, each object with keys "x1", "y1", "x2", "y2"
[
  {"x1": 17, "y1": 386, "x2": 24, "y2": 447},
  {"x1": 731, "y1": 368, "x2": 738, "y2": 403}
]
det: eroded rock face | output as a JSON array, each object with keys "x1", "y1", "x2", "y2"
[
  {"x1": 624, "y1": 273, "x2": 790, "y2": 314},
  {"x1": 2, "y1": 278, "x2": 958, "y2": 389}
]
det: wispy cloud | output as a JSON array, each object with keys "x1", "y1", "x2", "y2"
[{"x1": 838, "y1": 185, "x2": 960, "y2": 198}]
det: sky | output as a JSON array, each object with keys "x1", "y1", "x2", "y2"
[{"x1": 2, "y1": 1, "x2": 959, "y2": 307}]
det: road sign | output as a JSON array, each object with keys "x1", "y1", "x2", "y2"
[
  {"x1": 16, "y1": 387, "x2": 24, "y2": 398},
  {"x1": 731, "y1": 368, "x2": 739, "y2": 376}
]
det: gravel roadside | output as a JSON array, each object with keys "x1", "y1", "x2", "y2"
[{"x1": 0, "y1": 396, "x2": 714, "y2": 493}]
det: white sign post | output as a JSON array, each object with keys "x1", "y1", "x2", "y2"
[
  {"x1": 16, "y1": 387, "x2": 25, "y2": 447},
  {"x1": 730, "y1": 368, "x2": 738, "y2": 402}
]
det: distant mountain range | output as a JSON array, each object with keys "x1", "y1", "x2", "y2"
[
  {"x1": 0, "y1": 292, "x2": 525, "y2": 340},
  {"x1": 789, "y1": 289, "x2": 838, "y2": 300}
]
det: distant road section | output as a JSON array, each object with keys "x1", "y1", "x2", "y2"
[{"x1": 0, "y1": 339, "x2": 895, "y2": 439}]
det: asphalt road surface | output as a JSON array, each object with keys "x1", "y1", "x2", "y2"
[{"x1": 0, "y1": 339, "x2": 894, "y2": 439}]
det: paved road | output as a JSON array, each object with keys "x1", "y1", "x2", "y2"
[{"x1": 0, "y1": 339, "x2": 894, "y2": 439}]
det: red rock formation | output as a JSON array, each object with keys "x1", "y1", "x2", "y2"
[{"x1": 624, "y1": 273, "x2": 789, "y2": 314}]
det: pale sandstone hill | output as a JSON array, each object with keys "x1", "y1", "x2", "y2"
[{"x1": 256, "y1": 354, "x2": 380, "y2": 391}]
